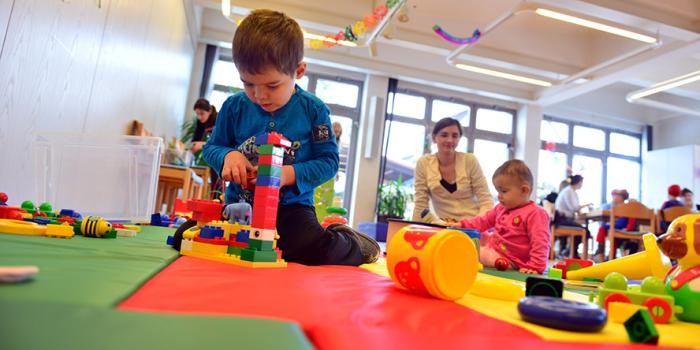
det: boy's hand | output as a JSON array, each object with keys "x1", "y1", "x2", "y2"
[
  {"x1": 222, "y1": 151, "x2": 254, "y2": 188},
  {"x1": 281, "y1": 165, "x2": 295, "y2": 187}
]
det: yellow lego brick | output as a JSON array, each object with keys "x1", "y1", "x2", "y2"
[
  {"x1": 183, "y1": 227, "x2": 199, "y2": 240},
  {"x1": 609, "y1": 302, "x2": 645, "y2": 323},
  {"x1": 191, "y1": 241, "x2": 228, "y2": 255},
  {"x1": 0, "y1": 219, "x2": 46, "y2": 236},
  {"x1": 181, "y1": 249, "x2": 287, "y2": 268},
  {"x1": 45, "y1": 224, "x2": 75, "y2": 238}
]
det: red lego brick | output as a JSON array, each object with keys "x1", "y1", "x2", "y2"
[
  {"x1": 258, "y1": 154, "x2": 283, "y2": 167},
  {"x1": 193, "y1": 235, "x2": 230, "y2": 245},
  {"x1": 254, "y1": 186, "x2": 280, "y2": 198},
  {"x1": 268, "y1": 132, "x2": 292, "y2": 148},
  {"x1": 251, "y1": 216, "x2": 277, "y2": 229},
  {"x1": 188, "y1": 199, "x2": 223, "y2": 222}
]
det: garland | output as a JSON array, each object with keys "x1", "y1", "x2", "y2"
[{"x1": 309, "y1": 0, "x2": 400, "y2": 49}]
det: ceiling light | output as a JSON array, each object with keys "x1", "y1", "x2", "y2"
[
  {"x1": 221, "y1": 0, "x2": 230, "y2": 17},
  {"x1": 627, "y1": 69, "x2": 700, "y2": 100},
  {"x1": 535, "y1": 8, "x2": 656, "y2": 43},
  {"x1": 455, "y1": 63, "x2": 552, "y2": 87},
  {"x1": 303, "y1": 32, "x2": 358, "y2": 47}
]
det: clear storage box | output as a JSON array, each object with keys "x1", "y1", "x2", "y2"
[{"x1": 34, "y1": 132, "x2": 162, "y2": 222}]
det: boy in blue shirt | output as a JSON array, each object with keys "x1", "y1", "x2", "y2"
[{"x1": 178, "y1": 9, "x2": 378, "y2": 266}]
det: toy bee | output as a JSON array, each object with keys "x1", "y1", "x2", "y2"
[{"x1": 80, "y1": 216, "x2": 113, "y2": 237}]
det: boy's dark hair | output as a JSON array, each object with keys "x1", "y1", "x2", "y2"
[
  {"x1": 432, "y1": 117, "x2": 463, "y2": 137},
  {"x1": 232, "y1": 9, "x2": 304, "y2": 77},
  {"x1": 493, "y1": 159, "x2": 533, "y2": 187}
]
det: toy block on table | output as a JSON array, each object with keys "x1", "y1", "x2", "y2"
[
  {"x1": 258, "y1": 154, "x2": 283, "y2": 166},
  {"x1": 525, "y1": 276, "x2": 564, "y2": 298},
  {"x1": 257, "y1": 165, "x2": 282, "y2": 177},
  {"x1": 240, "y1": 249, "x2": 278, "y2": 262},
  {"x1": 248, "y1": 238, "x2": 274, "y2": 251},
  {"x1": 547, "y1": 268, "x2": 563, "y2": 279},
  {"x1": 257, "y1": 144, "x2": 284, "y2": 157},
  {"x1": 624, "y1": 308, "x2": 659, "y2": 344},
  {"x1": 608, "y1": 302, "x2": 645, "y2": 323},
  {"x1": 248, "y1": 228, "x2": 276, "y2": 241},
  {"x1": 256, "y1": 175, "x2": 281, "y2": 188}
]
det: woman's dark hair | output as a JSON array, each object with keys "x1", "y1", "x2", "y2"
[
  {"x1": 193, "y1": 98, "x2": 217, "y2": 119},
  {"x1": 568, "y1": 174, "x2": 584, "y2": 186},
  {"x1": 682, "y1": 188, "x2": 693, "y2": 196},
  {"x1": 432, "y1": 117, "x2": 462, "y2": 137}
]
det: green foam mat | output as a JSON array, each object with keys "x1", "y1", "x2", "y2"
[
  {"x1": 0, "y1": 225, "x2": 178, "y2": 306},
  {"x1": 0, "y1": 300, "x2": 313, "y2": 350}
]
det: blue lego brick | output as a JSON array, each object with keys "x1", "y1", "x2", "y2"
[
  {"x1": 166, "y1": 235, "x2": 175, "y2": 246},
  {"x1": 200, "y1": 226, "x2": 224, "y2": 239},
  {"x1": 256, "y1": 175, "x2": 281, "y2": 187},
  {"x1": 236, "y1": 230, "x2": 250, "y2": 242}
]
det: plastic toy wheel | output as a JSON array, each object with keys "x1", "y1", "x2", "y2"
[
  {"x1": 643, "y1": 297, "x2": 673, "y2": 324},
  {"x1": 604, "y1": 292, "x2": 631, "y2": 310}
]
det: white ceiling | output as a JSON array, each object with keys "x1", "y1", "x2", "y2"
[{"x1": 192, "y1": 0, "x2": 700, "y2": 127}]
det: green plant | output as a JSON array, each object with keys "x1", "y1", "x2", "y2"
[{"x1": 377, "y1": 175, "x2": 412, "y2": 219}]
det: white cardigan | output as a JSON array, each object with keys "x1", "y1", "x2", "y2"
[{"x1": 411, "y1": 152, "x2": 494, "y2": 221}]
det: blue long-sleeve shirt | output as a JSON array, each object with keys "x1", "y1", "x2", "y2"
[{"x1": 202, "y1": 86, "x2": 339, "y2": 207}]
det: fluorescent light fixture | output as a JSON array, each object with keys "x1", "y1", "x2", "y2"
[
  {"x1": 221, "y1": 0, "x2": 231, "y2": 17},
  {"x1": 628, "y1": 69, "x2": 700, "y2": 100},
  {"x1": 303, "y1": 32, "x2": 357, "y2": 47},
  {"x1": 535, "y1": 8, "x2": 656, "y2": 43},
  {"x1": 455, "y1": 63, "x2": 552, "y2": 87}
]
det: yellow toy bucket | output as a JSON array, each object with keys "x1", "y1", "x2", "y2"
[{"x1": 387, "y1": 225, "x2": 478, "y2": 300}]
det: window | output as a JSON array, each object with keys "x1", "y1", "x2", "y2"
[
  {"x1": 211, "y1": 59, "x2": 244, "y2": 90},
  {"x1": 296, "y1": 76, "x2": 309, "y2": 90},
  {"x1": 539, "y1": 116, "x2": 643, "y2": 207},
  {"x1": 315, "y1": 79, "x2": 359, "y2": 108},
  {"x1": 387, "y1": 93, "x2": 426, "y2": 119},
  {"x1": 537, "y1": 150, "x2": 568, "y2": 199},
  {"x1": 607, "y1": 157, "x2": 640, "y2": 201},
  {"x1": 330, "y1": 115, "x2": 354, "y2": 196},
  {"x1": 476, "y1": 108, "x2": 513, "y2": 134},
  {"x1": 431, "y1": 100, "x2": 470, "y2": 125},
  {"x1": 610, "y1": 132, "x2": 640, "y2": 157},
  {"x1": 540, "y1": 120, "x2": 568, "y2": 144},
  {"x1": 474, "y1": 139, "x2": 510, "y2": 195},
  {"x1": 573, "y1": 125, "x2": 605, "y2": 151},
  {"x1": 572, "y1": 155, "x2": 603, "y2": 208}
]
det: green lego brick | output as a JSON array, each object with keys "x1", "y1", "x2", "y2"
[
  {"x1": 583, "y1": 277, "x2": 604, "y2": 283},
  {"x1": 248, "y1": 239, "x2": 274, "y2": 251},
  {"x1": 227, "y1": 246, "x2": 243, "y2": 256},
  {"x1": 624, "y1": 309, "x2": 659, "y2": 344},
  {"x1": 257, "y1": 165, "x2": 282, "y2": 177},
  {"x1": 257, "y1": 144, "x2": 284, "y2": 157},
  {"x1": 240, "y1": 249, "x2": 278, "y2": 262},
  {"x1": 547, "y1": 268, "x2": 563, "y2": 280}
]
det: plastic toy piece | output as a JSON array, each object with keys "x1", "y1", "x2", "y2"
[
  {"x1": 79, "y1": 216, "x2": 116, "y2": 238},
  {"x1": 45, "y1": 224, "x2": 75, "y2": 238},
  {"x1": 0, "y1": 192, "x2": 7, "y2": 205},
  {"x1": 547, "y1": 268, "x2": 563, "y2": 279},
  {"x1": 657, "y1": 213, "x2": 700, "y2": 324},
  {"x1": 387, "y1": 225, "x2": 478, "y2": 300},
  {"x1": 592, "y1": 272, "x2": 680, "y2": 324},
  {"x1": 566, "y1": 233, "x2": 670, "y2": 281},
  {"x1": 0, "y1": 266, "x2": 39, "y2": 283},
  {"x1": 608, "y1": 302, "x2": 645, "y2": 323},
  {"x1": 432, "y1": 25, "x2": 481, "y2": 45},
  {"x1": 518, "y1": 296, "x2": 607, "y2": 332},
  {"x1": 0, "y1": 206, "x2": 23, "y2": 220},
  {"x1": 0, "y1": 219, "x2": 47, "y2": 236},
  {"x1": 525, "y1": 276, "x2": 564, "y2": 298},
  {"x1": 552, "y1": 258, "x2": 593, "y2": 279},
  {"x1": 624, "y1": 309, "x2": 659, "y2": 344},
  {"x1": 494, "y1": 257, "x2": 510, "y2": 271},
  {"x1": 468, "y1": 275, "x2": 524, "y2": 302}
]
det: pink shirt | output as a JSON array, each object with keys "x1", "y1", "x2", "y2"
[{"x1": 460, "y1": 201, "x2": 551, "y2": 273}]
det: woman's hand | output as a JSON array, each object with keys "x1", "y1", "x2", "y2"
[{"x1": 191, "y1": 141, "x2": 205, "y2": 153}]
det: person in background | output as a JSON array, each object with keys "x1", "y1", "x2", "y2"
[
  {"x1": 554, "y1": 174, "x2": 591, "y2": 259},
  {"x1": 681, "y1": 188, "x2": 696, "y2": 212},
  {"x1": 412, "y1": 117, "x2": 493, "y2": 224},
  {"x1": 594, "y1": 189, "x2": 636, "y2": 261},
  {"x1": 191, "y1": 98, "x2": 218, "y2": 154},
  {"x1": 459, "y1": 160, "x2": 550, "y2": 274},
  {"x1": 660, "y1": 184, "x2": 684, "y2": 232}
]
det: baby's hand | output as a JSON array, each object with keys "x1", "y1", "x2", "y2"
[
  {"x1": 222, "y1": 151, "x2": 254, "y2": 188},
  {"x1": 518, "y1": 268, "x2": 539, "y2": 274},
  {"x1": 442, "y1": 217, "x2": 461, "y2": 227}
]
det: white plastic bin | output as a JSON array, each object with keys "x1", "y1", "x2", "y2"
[{"x1": 34, "y1": 132, "x2": 163, "y2": 222}]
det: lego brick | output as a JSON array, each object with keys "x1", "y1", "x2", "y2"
[
  {"x1": 258, "y1": 154, "x2": 283, "y2": 167},
  {"x1": 255, "y1": 132, "x2": 269, "y2": 145},
  {"x1": 257, "y1": 144, "x2": 284, "y2": 157},
  {"x1": 193, "y1": 236, "x2": 230, "y2": 245},
  {"x1": 200, "y1": 226, "x2": 224, "y2": 239},
  {"x1": 267, "y1": 132, "x2": 292, "y2": 148},
  {"x1": 240, "y1": 248, "x2": 278, "y2": 262},
  {"x1": 609, "y1": 302, "x2": 645, "y2": 323},
  {"x1": 227, "y1": 245, "x2": 243, "y2": 256},
  {"x1": 251, "y1": 216, "x2": 277, "y2": 229},
  {"x1": 257, "y1": 165, "x2": 282, "y2": 177},
  {"x1": 624, "y1": 309, "x2": 659, "y2": 344},
  {"x1": 191, "y1": 241, "x2": 228, "y2": 255},
  {"x1": 236, "y1": 230, "x2": 250, "y2": 242},
  {"x1": 525, "y1": 276, "x2": 564, "y2": 298},
  {"x1": 547, "y1": 268, "x2": 563, "y2": 280},
  {"x1": 253, "y1": 185, "x2": 280, "y2": 198},
  {"x1": 248, "y1": 239, "x2": 274, "y2": 251},
  {"x1": 249, "y1": 227, "x2": 277, "y2": 241},
  {"x1": 256, "y1": 175, "x2": 281, "y2": 187}
]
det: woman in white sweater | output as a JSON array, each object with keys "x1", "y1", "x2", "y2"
[{"x1": 412, "y1": 118, "x2": 493, "y2": 222}]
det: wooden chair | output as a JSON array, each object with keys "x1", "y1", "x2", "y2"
[
  {"x1": 550, "y1": 212, "x2": 588, "y2": 260},
  {"x1": 608, "y1": 201, "x2": 655, "y2": 259},
  {"x1": 155, "y1": 165, "x2": 205, "y2": 214},
  {"x1": 657, "y1": 206, "x2": 692, "y2": 234}
]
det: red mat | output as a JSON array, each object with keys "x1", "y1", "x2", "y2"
[{"x1": 119, "y1": 257, "x2": 656, "y2": 349}]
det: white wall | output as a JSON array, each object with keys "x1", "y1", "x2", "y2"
[
  {"x1": 652, "y1": 114, "x2": 700, "y2": 149},
  {"x1": 0, "y1": 0, "x2": 195, "y2": 203}
]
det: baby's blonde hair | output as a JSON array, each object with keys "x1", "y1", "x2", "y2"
[{"x1": 492, "y1": 159, "x2": 533, "y2": 187}]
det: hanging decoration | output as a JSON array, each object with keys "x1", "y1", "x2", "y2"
[
  {"x1": 309, "y1": 0, "x2": 401, "y2": 49},
  {"x1": 544, "y1": 142, "x2": 557, "y2": 151},
  {"x1": 432, "y1": 26, "x2": 481, "y2": 45}
]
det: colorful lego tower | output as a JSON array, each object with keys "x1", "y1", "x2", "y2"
[{"x1": 239, "y1": 132, "x2": 291, "y2": 263}]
